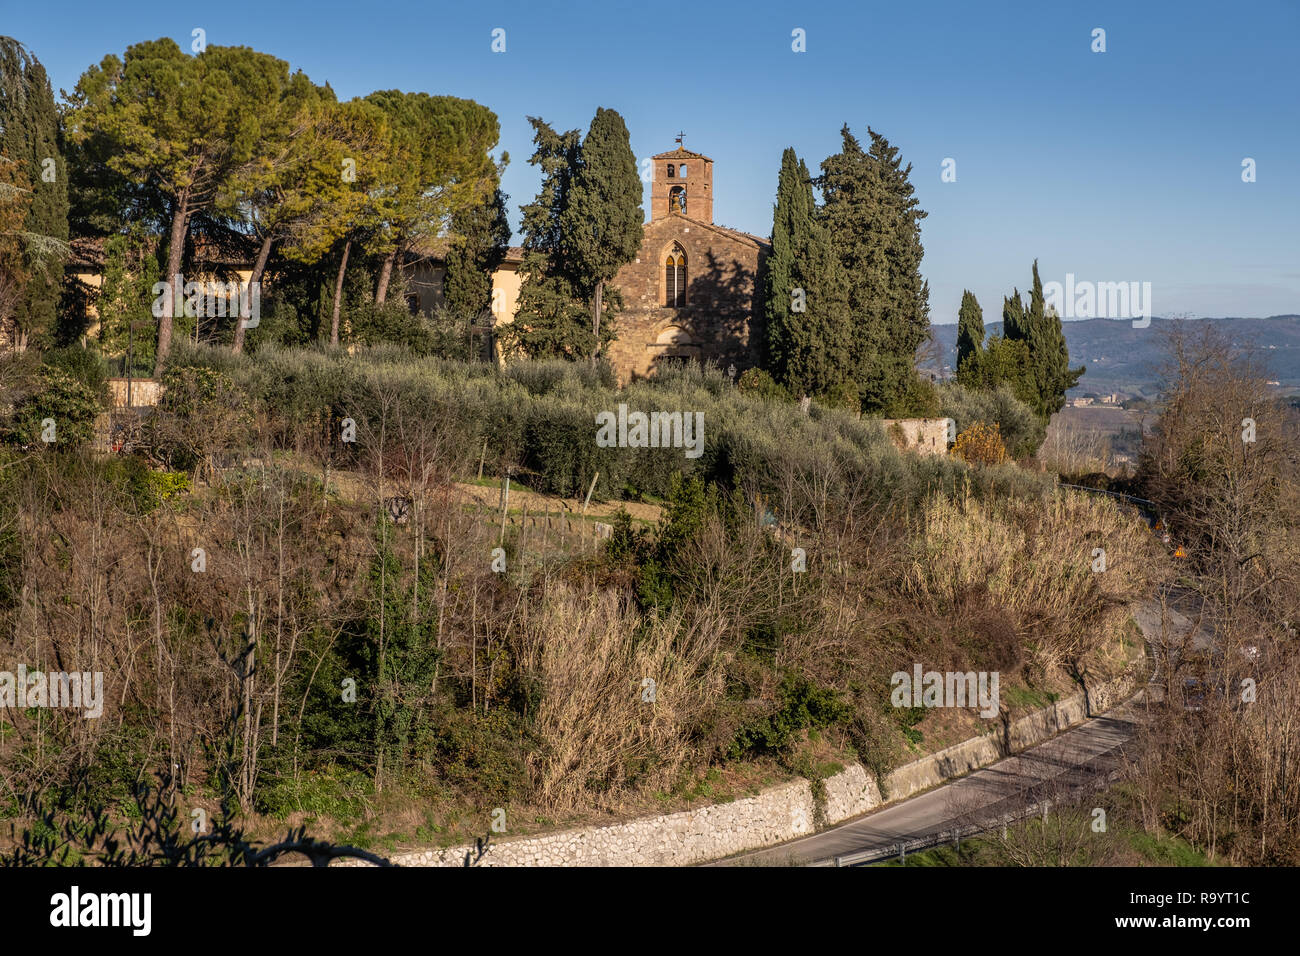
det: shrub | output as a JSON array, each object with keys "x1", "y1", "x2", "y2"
[
  {"x1": 147, "y1": 365, "x2": 253, "y2": 477},
  {"x1": 952, "y1": 422, "x2": 1009, "y2": 466},
  {"x1": 940, "y1": 382, "x2": 1045, "y2": 459},
  {"x1": 3, "y1": 365, "x2": 102, "y2": 450},
  {"x1": 727, "y1": 672, "x2": 850, "y2": 760},
  {"x1": 42, "y1": 347, "x2": 110, "y2": 404},
  {"x1": 736, "y1": 367, "x2": 790, "y2": 402},
  {"x1": 823, "y1": 379, "x2": 861, "y2": 414}
]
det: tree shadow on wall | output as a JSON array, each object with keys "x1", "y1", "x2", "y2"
[{"x1": 644, "y1": 246, "x2": 766, "y2": 379}]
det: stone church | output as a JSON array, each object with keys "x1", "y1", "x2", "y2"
[
  {"x1": 599, "y1": 144, "x2": 770, "y2": 382},
  {"x1": 462, "y1": 142, "x2": 770, "y2": 382}
]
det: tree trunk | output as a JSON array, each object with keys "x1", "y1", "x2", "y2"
[
  {"x1": 155, "y1": 195, "x2": 189, "y2": 376},
  {"x1": 233, "y1": 232, "x2": 273, "y2": 354},
  {"x1": 592, "y1": 280, "x2": 603, "y2": 364},
  {"x1": 375, "y1": 246, "x2": 398, "y2": 306},
  {"x1": 330, "y1": 238, "x2": 351, "y2": 347}
]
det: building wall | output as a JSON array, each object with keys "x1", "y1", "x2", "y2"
[
  {"x1": 68, "y1": 267, "x2": 254, "y2": 341},
  {"x1": 603, "y1": 216, "x2": 766, "y2": 382},
  {"x1": 883, "y1": 418, "x2": 954, "y2": 456},
  {"x1": 651, "y1": 150, "x2": 713, "y2": 224}
]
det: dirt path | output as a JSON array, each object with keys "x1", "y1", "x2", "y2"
[
  {"x1": 323, "y1": 466, "x2": 662, "y2": 526},
  {"x1": 452, "y1": 482, "x2": 662, "y2": 525}
]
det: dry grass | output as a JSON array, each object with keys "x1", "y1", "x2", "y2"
[
  {"x1": 512, "y1": 586, "x2": 729, "y2": 810},
  {"x1": 906, "y1": 488, "x2": 1165, "y2": 677}
]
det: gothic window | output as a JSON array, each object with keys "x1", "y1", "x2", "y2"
[
  {"x1": 668, "y1": 185, "x2": 685, "y2": 215},
  {"x1": 664, "y1": 244, "x2": 687, "y2": 308},
  {"x1": 666, "y1": 164, "x2": 675, "y2": 177}
]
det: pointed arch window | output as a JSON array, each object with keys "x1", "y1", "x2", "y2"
[{"x1": 664, "y1": 244, "x2": 687, "y2": 308}]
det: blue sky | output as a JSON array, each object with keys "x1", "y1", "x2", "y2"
[{"x1": 5, "y1": 0, "x2": 1298, "y2": 322}]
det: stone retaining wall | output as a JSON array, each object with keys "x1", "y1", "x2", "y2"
[{"x1": 367, "y1": 670, "x2": 1136, "y2": 867}]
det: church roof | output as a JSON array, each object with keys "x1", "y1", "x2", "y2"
[
  {"x1": 652, "y1": 146, "x2": 713, "y2": 162},
  {"x1": 655, "y1": 213, "x2": 770, "y2": 250}
]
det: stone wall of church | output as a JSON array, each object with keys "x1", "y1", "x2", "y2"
[{"x1": 605, "y1": 216, "x2": 766, "y2": 382}]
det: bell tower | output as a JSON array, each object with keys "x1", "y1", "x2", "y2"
[{"x1": 651, "y1": 138, "x2": 713, "y2": 224}]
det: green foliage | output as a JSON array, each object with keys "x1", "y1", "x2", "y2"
[
  {"x1": 817, "y1": 126, "x2": 931, "y2": 413},
  {"x1": 362, "y1": 90, "x2": 503, "y2": 308},
  {"x1": 727, "y1": 672, "x2": 850, "y2": 760},
  {"x1": 885, "y1": 373, "x2": 943, "y2": 418},
  {"x1": 93, "y1": 226, "x2": 160, "y2": 370},
  {"x1": 939, "y1": 381, "x2": 1046, "y2": 459},
  {"x1": 824, "y1": 379, "x2": 863, "y2": 414},
  {"x1": 357, "y1": 516, "x2": 445, "y2": 785},
  {"x1": 561, "y1": 107, "x2": 643, "y2": 360},
  {"x1": 3, "y1": 364, "x2": 101, "y2": 449},
  {"x1": 65, "y1": 39, "x2": 298, "y2": 369},
  {"x1": 148, "y1": 364, "x2": 252, "y2": 475},
  {"x1": 41, "y1": 346, "x2": 109, "y2": 403},
  {"x1": 955, "y1": 290, "x2": 984, "y2": 381},
  {"x1": 737, "y1": 367, "x2": 792, "y2": 402},
  {"x1": 1, "y1": 772, "x2": 391, "y2": 866},
  {"x1": 428, "y1": 707, "x2": 532, "y2": 801},
  {"x1": 507, "y1": 114, "x2": 635, "y2": 360},
  {"x1": 444, "y1": 186, "x2": 511, "y2": 325},
  {"x1": 0, "y1": 38, "x2": 69, "y2": 347},
  {"x1": 999, "y1": 261, "x2": 1086, "y2": 419},
  {"x1": 764, "y1": 147, "x2": 853, "y2": 399}
]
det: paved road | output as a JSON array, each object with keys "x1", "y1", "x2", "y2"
[
  {"x1": 714, "y1": 596, "x2": 1213, "y2": 867},
  {"x1": 716, "y1": 697, "x2": 1144, "y2": 866}
]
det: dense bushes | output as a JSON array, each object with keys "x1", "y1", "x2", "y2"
[
  {"x1": 2, "y1": 364, "x2": 101, "y2": 449},
  {"x1": 163, "y1": 345, "x2": 1052, "y2": 515},
  {"x1": 939, "y1": 381, "x2": 1046, "y2": 460}
]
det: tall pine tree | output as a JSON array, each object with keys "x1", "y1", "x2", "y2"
[
  {"x1": 444, "y1": 185, "x2": 510, "y2": 326},
  {"x1": 0, "y1": 37, "x2": 69, "y2": 349},
  {"x1": 67, "y1": 40, "x2": 291, "y2": 372}
]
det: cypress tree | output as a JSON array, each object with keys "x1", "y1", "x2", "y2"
[
  {"x1": 955, "y1": 289, "x2": 984, "y2": 384},
  {"x1": 561, "y1": 107, "x2": 643, "y2": 363},
  {"x1": 1024, "y1": 260, "x2": 1084, "y2": 417},
  {"x1": 508, "y1": 118, "x2": 591, "y2": 359},
  {"x1": 764, "y1": 148, "x2": 804, "y2": 384},
  {"x1": 0, "y1": 37, "x2": 69, "y2": 349},
  {"x1": 817, "y1": 125, "x2": 930, "y2": 413},
  {"x1": 1001, "y1": 261, "x2": 1084, "y2": 418},
  {"x1": 764, "y1": 148, "x2": 851, "y2": 397},
  {"x1": 444, "y1": 186, "x2": 510, "y2": 328},
  {"x1": 867, "y1": 127, "x2": 931, "y2": 410},
  {"x1": 1002, "y1": 287, "x2": 1028, "y2": 342}
]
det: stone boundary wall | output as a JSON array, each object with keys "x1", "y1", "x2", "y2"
[
  {"x1": 366, "y1": 670, "x2": 1136, "y2": 867},
  {"x1": 107, "y1": 378, "x2": 164, "y2": 408},
  {"x1": 882, "y1": 418, "x2": 953, "y2": 456}
]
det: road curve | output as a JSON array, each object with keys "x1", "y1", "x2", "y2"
[{"x1": 714, "y1": 697, "x2": 1145, "y2": 866}]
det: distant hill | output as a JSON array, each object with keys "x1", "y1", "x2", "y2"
[{"x1": 928, "y1": 316, "x2": 1300, "y2": 398}]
